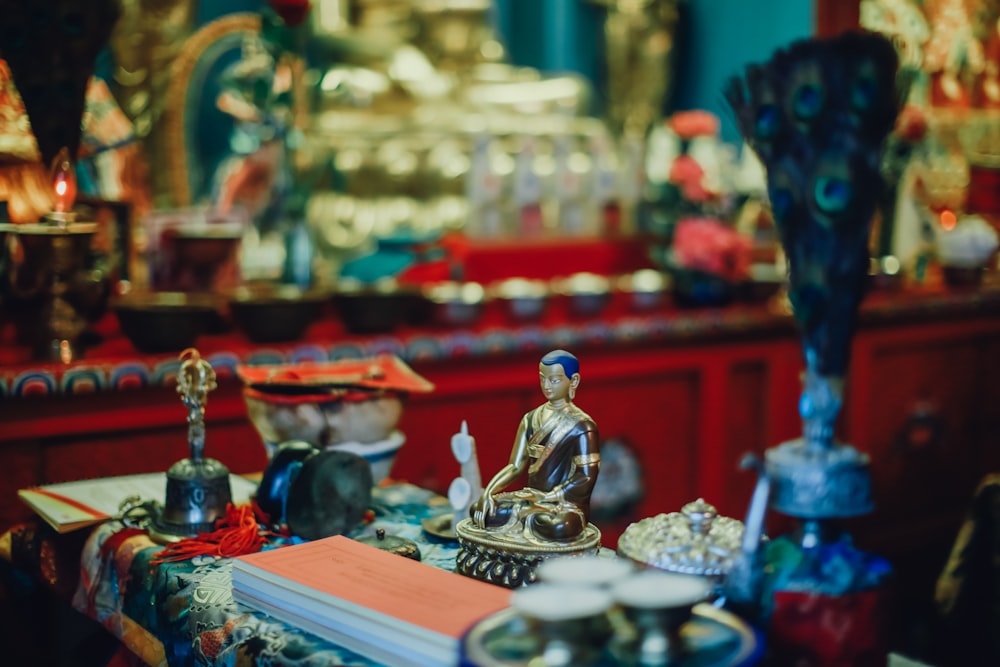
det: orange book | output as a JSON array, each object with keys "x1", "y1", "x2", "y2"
[{"x1": 232, "y1": 535, "x2": 511, "y2": 666}]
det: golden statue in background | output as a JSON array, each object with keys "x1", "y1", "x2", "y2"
[
  {"x1": 593, "y1": 0, "x2": 682, "y2": 138},
  {"x1": 108, "y1": 0, "x2": 199, "y2": 207}
]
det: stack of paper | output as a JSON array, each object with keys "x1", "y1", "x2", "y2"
[
  {"x1": 18, "y1": 472, "x2": 258, "y2": 533},
  {"x1": 231, "y1": 535, "x2": 511, "y2": 667}
]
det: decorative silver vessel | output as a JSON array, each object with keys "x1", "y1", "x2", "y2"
[{"x1": 617, "y1": 498, "x2": 745, "y2": 594}]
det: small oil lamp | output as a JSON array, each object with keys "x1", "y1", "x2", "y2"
[
  {"x1": 8, "y1": 148, "x2": 108, "y2": 361},
  {"x1": 48, "y1": 148, "x2": 79, "y2": 227}
]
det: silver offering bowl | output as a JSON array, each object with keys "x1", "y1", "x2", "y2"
[
  {"x1": 609, "y1": 571, "x2": 712, "y2": 666},
  {"x1": 510, "y1": 583, "x2": 614, "y2": 667},
  {"x1": 7, "y1": 222, "x2": 109, "y2": 362}
]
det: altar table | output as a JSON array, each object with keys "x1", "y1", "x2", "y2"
[{"x1": 70, "y1": 483, "x2": 458, "y2": 667}]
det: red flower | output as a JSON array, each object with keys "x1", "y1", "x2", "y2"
[
  {"x1": 269, "y1": 0, "x2": 311, "y2": 26},
  {"x1": 669, "y1": 154, "x2": 713, "y2": 202},
  {"x1": 672, "y1": 217, "x2": 752, "y2": 282},
  {"x1": 668, "y1": 110, "x2": 720, "y2": 140},
  {"x1": 895, "y1": 104, "x2": 929, "y2": 143}
]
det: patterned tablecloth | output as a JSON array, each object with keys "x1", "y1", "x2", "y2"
[{"x1": 71, "y1": 483, "x2": 459, "y2": 667}]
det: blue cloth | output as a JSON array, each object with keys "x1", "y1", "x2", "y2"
[{"x1": 72, "y1": 483, "x2": 458, "y2": 666}]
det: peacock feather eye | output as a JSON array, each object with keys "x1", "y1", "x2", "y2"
[
  {"x1": 813, "y1": 176, "x2": 852, "y2": 215},
  {"x1": 793, "y1": 83, "x2": 824, "y2": 120},
  {"x1": 755, "y1": 105, "x2": 780, "y2": 140},
  {"x1": 851, "y1": 74, "x2": 879, "y2": 112}
]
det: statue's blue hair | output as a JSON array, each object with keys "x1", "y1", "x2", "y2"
[{"x1": 540, "y1": 349, "x2": 579, "y2": 378}]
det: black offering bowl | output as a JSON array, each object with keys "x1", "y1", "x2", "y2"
[
  {"x1": 112, "y1": 291, "x2": 217, "y2": 354},
  {"x1": 228, "y1": 284, "x2": 328, "y2": 343}
]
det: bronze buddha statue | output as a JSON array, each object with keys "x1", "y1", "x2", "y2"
[
  {"x1": 457, "y1": 350, "x2": 603, "y2": 587},
  {"x1": 471, "y1": 349, "x2": 600, "y2": 542}
]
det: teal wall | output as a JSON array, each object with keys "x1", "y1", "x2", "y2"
[
  {"x1": 495, "y1": 0, "x2": 815, "y2": 142},
  {"x1": 672, "y1": 0, "x2": 814, "y2": 142}
]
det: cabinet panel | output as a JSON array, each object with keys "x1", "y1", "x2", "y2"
[
  {"x1": 976, "y1": 339, "x2": 1000, "y2": 475},
  {"x1": 587, "y1": 370, "x2": 700, "y2": 525},
  {"x1": 858, "y1": 340, "x2": 984, "y2": 520},
  {"x1": 719, "y1": 361, "x2": 770, "y2": 519},
  {"x1": 395, "y1": 390, "x2": 530, "y2": 493},
  {"x1": 42, "y1": 420, "x2": 267, "y2": 489}
]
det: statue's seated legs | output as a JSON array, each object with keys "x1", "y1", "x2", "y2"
[
  {"x1": 477, "y1": 492, "x2": 586, "y2": 543},
  {"x1": 528, "y1": 510, "x2": 584, "y2": 542}
]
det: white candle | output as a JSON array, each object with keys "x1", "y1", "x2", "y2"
[{"x1": 451, "y1": 420, "x2": 473, "y2": 463}]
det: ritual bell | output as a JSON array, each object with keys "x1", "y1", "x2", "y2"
[{"x1": 154, "y1": 348, "x2": 232, "y2": 540}]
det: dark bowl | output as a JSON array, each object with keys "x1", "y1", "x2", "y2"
[
  {"x1": 168, "y1": 231, "x2": 241, "y2": 269},
  {"x1": 670, "y1": 268, "x2": 736, "y2": 308},
  {"x1": 421, "y1": 281, "x2": 487, "y2": 328},
  {"x1": 554, "y1": 272, "x2": 613, "y2": 317},
  {"x1": 332, "y1": 280, "x2": 421, "y2": 334},
  {"x1": 942, "y1": 265, "x2": 985, "y2": 288},
  {"x1": 112, "y1": 292, "x2": 217, "y2": 354},
  {"x1": 229, "y1": 285, "x2": 328, "y2": 343},
  {"x1": 616, "y1": 269, "x2": 672, "y2": 312},
  {"x1": 490, "y1": 278, "x2": 550, "y2": 322}
]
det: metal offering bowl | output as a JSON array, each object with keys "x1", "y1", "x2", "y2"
[
  {"x1": 112, "y1": 291, "x2": 217, "y2": 354},
  {"x1": 555, "y1": 272, "x2": 613, "y2": 317},
  {"x1": 228, "y1": 284, "x2": 328, "y2": 343},
  {"x1": 490, "y1": 277, "x2": 550, "y2": 322},
  {"x1": 169, "y1": 228, "x2": 241, "y2": 267},
  {"x1": 616, "y1": 269, "x2": 672, "y2": 312},
  {"x1": 421, "y1": 280, "x2": 488, "y2": 327},
  {"x1": 332, "y1": 279, "x2": 422, "y2": 334}
]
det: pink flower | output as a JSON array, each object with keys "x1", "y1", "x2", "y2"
[
  {"x1": 668, "y1": 110, "x2": 720, "y2": 140},
  {"x1": 669, "y1": 154, "x2": 703, "y2": 185},
  {"x1": 669, "y1": 154, "x2": 713, "y2": 202},
  {"x1": 672, "y1": 217, "x2": 752, "y2": 283}
]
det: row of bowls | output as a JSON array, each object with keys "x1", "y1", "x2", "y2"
[
  {"x1": 111, "y1": 269, "x2": 783, "y2": 354},
  {"x1": 110, "y1": 271, "x2": 668, "y2": 353}
]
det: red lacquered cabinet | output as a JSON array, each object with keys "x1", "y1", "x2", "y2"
[{"x1": 2, "y1": 284, "x2": 999, "y2": 647}]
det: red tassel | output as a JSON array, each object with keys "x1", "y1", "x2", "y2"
[{"x1": 152, "y1": 503, "x2": 279, "y2": 564}]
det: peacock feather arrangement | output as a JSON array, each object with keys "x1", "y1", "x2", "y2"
[{"x1": 726, "y1": 31, "x2": 905, "y2": 450}]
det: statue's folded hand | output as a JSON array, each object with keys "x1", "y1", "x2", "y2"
[
  {"x1": 471, "y1": 492, "x2": 495, "y2": 528},
  {"x1": 510, "y1": 488, "x2": 545, "y2": 502}
]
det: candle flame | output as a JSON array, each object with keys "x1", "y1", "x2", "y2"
[
  {"x1": 940, "y1": 210, "x2": 957, "y2": 231},
  {"x1": 49, "y1": 147, "x2": 77, "y2": 215}
]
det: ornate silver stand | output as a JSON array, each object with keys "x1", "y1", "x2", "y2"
[
  {"x1": 727, "y1": 362, "x2": 874, "y2": 609},
  {"x1": 766, "y1": 363, "x2": 872, "y2": 520}
]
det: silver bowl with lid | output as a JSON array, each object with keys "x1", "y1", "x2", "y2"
[{"x1": 616, "y1": 498, "x2": 745, "y2": 593}]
